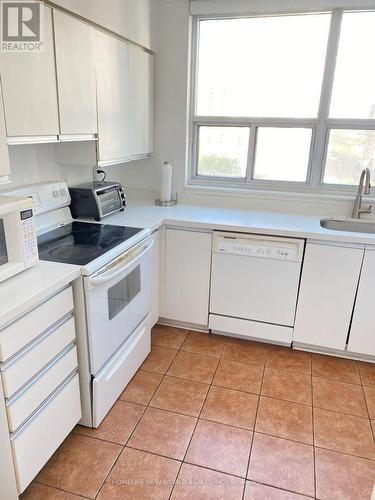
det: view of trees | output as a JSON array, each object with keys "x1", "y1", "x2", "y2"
[
  {"x1": 325, "y1": 130, "x2": 375, "y2": 185},
  {"x1": 198, "y1": 154, "x2": 244, "y2": 178}
]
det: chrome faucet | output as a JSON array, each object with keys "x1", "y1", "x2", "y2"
[{"x1": 352, "y1": 168, "x2": 372, "y2": 219}]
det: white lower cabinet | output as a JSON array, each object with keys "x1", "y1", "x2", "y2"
[
  {"x1": 6, "y1": 346, "x2": 78, "y2": 432},
  {"x1": 11, "y1": 373, "x2": 81, "y2": 493},
  {"x1": 294, "y1": 241, "x2": 364, "y2": 350},
  {"x1": 347, "y1": 248, "x2": 375, "y2": 356},
  {"x1": 164, "y1": 228, "x2": 212, "y2": 326},
  {"x1": 0, "y1": 284, "x2": 81, "y2": 494},
  {"x1": 150, "y1": 230, "x2": 160, "y2": 327},
  {"x1": 1, "y1": 316, "x2": 75, "y2": 398}
]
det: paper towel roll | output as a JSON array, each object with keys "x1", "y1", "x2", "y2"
[{"x1": 160, "y1": 161, "x2": 172, "y2": 202}]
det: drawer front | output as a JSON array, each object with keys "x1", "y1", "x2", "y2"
[
  {"x1": 6, "y1": 345, "x2": 78, "y2": 432},
  {"x1": 209, "y1": 314, "x2": 293, "y2": 345},
  {"x1": 0, "y1": 287, "x2": 73, "y2": 362},
  {"x1": 1, "y1": 316, "x2": 76, "y2": 398},
  {"x1": 11, "y1": 373, "x2": 81, "y2": 493},
  {"x1": 93, "y1": 319, "x2": 150, "y2": 427}
]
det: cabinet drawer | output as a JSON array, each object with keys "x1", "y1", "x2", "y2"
[
  {"x1": 0, "y1": 287, "x2": 73, "y2": 362},
  {"x1": 11, "y1": 373, "x2": 81, "y2": 493},
  {"x1": 6, "y1": 345, "x2": 78, "y2": 432},
  {"x1": 1, "y1": 316, "x2": 76, "y2": 398},
  {"x1": 93, "y1": 320, "x2": 150, "y2": 427},
  {"x1": 209, "y1": 314, "x2": 293, "y2": 345}
]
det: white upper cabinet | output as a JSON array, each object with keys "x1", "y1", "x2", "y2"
[
  {"x1": 0, "y1": 87, "x2": 10, "y2": 181},
  {"x1": 95, "y1": 31, "x2": 131, "y2": 165},
  {"x1": 347, "y1": 248, "x2": 375, "y2": 356},
  {"x1": 95, "y1": 31, "x2": 153, "y2": 166},
  {"x1": 0, "y1": 5, "x2": 59, "y2": 139},
  {"x1": 294, "y1": 241, "x2": 364, "y2": 350},
  {"x1": 127, "y1": 45, "x2": 153, "y2": 158},
  {"x1": 53, "y1": 10, "x2": 97, "y2": 137},
  {"x1": 51, "y1": 0, "x2": 155, "y2": 51}
]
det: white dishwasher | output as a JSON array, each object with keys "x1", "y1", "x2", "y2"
[{"x1": 209, "y1": 232, "x2": 305, "y2": 344}]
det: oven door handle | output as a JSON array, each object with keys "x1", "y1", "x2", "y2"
[{"x1": 88, "y1": 238, "x2": 153, "y2": 286}]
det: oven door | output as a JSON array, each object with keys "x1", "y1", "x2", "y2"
[{"x1": 84, "y1": 237, "x2": 153, "y2": 375}]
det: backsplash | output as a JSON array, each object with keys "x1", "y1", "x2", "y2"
[{"x1": 0, "y1": 142, "x2": 126, "y2": 191}]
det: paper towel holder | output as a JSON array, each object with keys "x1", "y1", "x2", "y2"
[{"x1": 155, "y1": 196, "x2": 177, "y2": 207}]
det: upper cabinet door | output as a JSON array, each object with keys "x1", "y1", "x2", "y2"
[
  {"x1": 0, "y1": 86, "x2": 10, "y2": 181},
  {"x1": 347, "y1": 249, "x2": 375, "y2": 356},
  {"x1": 95, "y1": 31, "x2": 131, "y2": 165},
  {"x1": 51, "y1": 0, "x2": 155, "y2": 51},
  {"x1": 0, "y1": 6, "x2": 59, "y2": 138},
  {"x1": 128, "y1": 45, "x2": 153, "y2": 158},
  {"x1": 53, "y1": 10, "x2": 97, "y2": 136}
]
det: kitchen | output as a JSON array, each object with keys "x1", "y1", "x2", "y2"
[{"x1": 0, "y1": 0, "x2": 374, "y2": 499}]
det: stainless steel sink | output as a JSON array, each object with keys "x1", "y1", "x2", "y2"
[{"x1": 320, "y1": 217, "x2": 375, "y2": 234}]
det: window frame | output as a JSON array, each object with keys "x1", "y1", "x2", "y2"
[{"x1": 188, "y1": 8, "x2": 375, "y2": 193}]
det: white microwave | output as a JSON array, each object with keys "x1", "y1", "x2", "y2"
[{"x1": 0, "y1": 196, "x2": 38, "y2": 283}]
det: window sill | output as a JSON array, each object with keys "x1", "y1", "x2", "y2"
[{"x1": 184, "y1": 182, "x2": 375, "y2": 206}]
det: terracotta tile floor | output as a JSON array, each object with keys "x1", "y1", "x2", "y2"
[{"x1": 22, "y1": 325, "x2": 375, "y2": 500}]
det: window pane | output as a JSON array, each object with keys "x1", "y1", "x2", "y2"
[
  {"x1": 253, "y1": 128, "x2": 312, "y2": 182},
  {"x1": 107, "y1": 266, "x2": 141, "y2": 321},
  {"x1": 323, "y1": 129, "x2": 375, "y2": 185},
  {"x1": 196, "y1": 15, "x2": 330, "y2": 118},
  {"x1": 197, "y1": 126, "x2": 249, "y2": 178},
  {"x1": 330, "y1": 12, "x2": 375, "y2": 119}
]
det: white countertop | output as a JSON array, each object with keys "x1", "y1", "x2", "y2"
[
  {"x1": 101, "y1": 196, "x2": 375, "y2": 246},
  {"x1": 0, "y1": 261, "x2": 81, "y2": 327}
]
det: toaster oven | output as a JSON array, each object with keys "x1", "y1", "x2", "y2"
[{"x1": 69, "y1": 182, "x2": 127, "y2": 221}]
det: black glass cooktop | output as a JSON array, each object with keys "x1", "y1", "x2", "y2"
[{"x1": 38, "y1": 222, "x2": 143, "y2": 266}]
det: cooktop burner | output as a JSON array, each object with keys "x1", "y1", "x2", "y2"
[{"x1": 38, "y1": 222, "x2": 143, "y2": 266}]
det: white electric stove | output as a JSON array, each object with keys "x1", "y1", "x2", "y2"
[{"x1": 4, "y1": 181, "x2": 153, "y2": 427}]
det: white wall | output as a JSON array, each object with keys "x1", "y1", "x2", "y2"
[
  {"x1": 122, "y1": 0, "x2": 191, "y2": 199},
  {"x1": 0, "y1": 142, "x2": 124, "y2": 191}
]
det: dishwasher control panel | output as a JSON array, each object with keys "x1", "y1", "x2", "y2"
[{"x1": 213, "y1": 232, "x2": 305, "y2": 262}]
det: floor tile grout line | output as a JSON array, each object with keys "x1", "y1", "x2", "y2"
[
  {"x1": 34, "y1": 479, "x2": 92, "y2": 499},
  {"x1": 92, "y1": 407, "x2": 147, "y2": 499},
  {"x1": 145, "y1": 345, "x2": 370, "y2": 387},
  {"x1": 358, "y1": 382, "x2": 375, "y2": 445},
  {"x1": 137, "y1": 369, "x2": 373, "y2": 418},
  {"x1": 165, "y1": 329, "x2": 195, "y2": 500},
  {"x1": 311, "y1": 359, "x2": 317, "y2": 500},
  {"x1": 167, "y1": 332, "x2": 237, "y2": 499},
  {"x1": 94, "y1": 340, "x2": 175, "y2": 500},
  {"x1": 245, "y1": 479, "x2": 315, "y2": 499},
  {"x1": 242, "y1": 351, "x2": 267, "y2": 500},
  {"x1": 167, "y1": 328, "x2": 223, "y2": 500}
]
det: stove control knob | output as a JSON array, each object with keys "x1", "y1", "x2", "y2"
[
  {"x1": 53, "y1": 190, "x2": 60, "y2": 198},
  {"x1": 60, "y1": 188, "x2": 67, "y2": 196}
]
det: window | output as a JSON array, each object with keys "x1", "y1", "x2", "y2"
[
  {"x1": 190, "y1": 10, "x2": 375, "y2": 191},
  {"x1": 197, "y1": 126, "x2": 249, "y2": 178}
]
